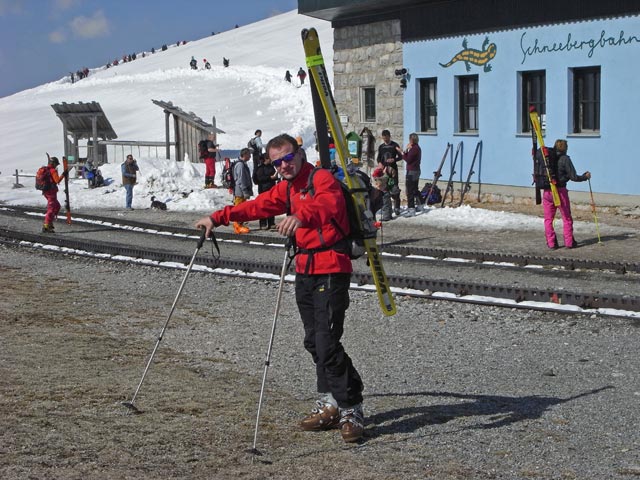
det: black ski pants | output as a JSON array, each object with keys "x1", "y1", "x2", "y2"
[
  {"x1": 295, "y1": 272, "x2": 363, "y2": 408},
  {"x1": 406, "y1": 170, "x2": 421, "y2": 209}
]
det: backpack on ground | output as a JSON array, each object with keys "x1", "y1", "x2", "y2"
[
  {"x1": 420, "y1": 183, "x2": 442, "y2": 205},
  {"x1": 533, "y1": 146, "x2": 558, "y2": 190},
  {"x1": 303, "y1": 168, "x2": 377, "y2": 259},
  {"x1": 35, "y1": 166, "x2": 53, "y2": 191},
  {"x1": 221, "y1": 158, "x2": 237, "y2": 190},
  {"x1": 198, "y1": 139, "x2": 210, "y2": 159}
]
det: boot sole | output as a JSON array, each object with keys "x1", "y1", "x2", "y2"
[
  {"x1": 341, "y1": 430, "x2": 364, "y2": 442},
  {"x1": 300, "y1": 420, "x2": 340, "y2": 431}
]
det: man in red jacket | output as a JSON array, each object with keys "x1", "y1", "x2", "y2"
[{"x1": 196, "y1": 134, "x2": 364, "y2": 443}]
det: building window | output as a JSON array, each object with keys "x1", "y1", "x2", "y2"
[
  {"x1": 458, "y1": 75, "x2": 478, "y2": 132},
  {"x1": 361, "y1": 87, "x2": 376, "y2": 123},
  {"x1": 572, "y1": 67, "x2": 600, "y2": 133},
  {"x1": 419, "y1": 78, "x2": 437, "y2": 132},
  {"x1": 521, "y1": 70, "x2": 545, "y2": 133}
]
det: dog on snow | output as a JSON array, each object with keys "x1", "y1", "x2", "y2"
[{"x1": 150, "y1": 196, "x2": 167, "y2": 210}]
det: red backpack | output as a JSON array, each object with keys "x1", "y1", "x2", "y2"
[{"x1": 35, "y1": 166, "x2": 54, "y2": 191}]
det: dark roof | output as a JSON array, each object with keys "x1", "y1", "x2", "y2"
[
  {"x1": 151, "y1": 99, "x2": 225, "y2": 134},
  {"x1": 300, "y1": 0, "x2": 640, "y2": 40},
  {"x1": 51, "y1": 101, "x2": 117, "y2": 139},
  {"x1": 298, "y1": 0, "x2": 433, "y2": 22}
]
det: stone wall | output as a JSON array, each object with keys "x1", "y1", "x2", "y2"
[{"x1": 333, "y1": 19, "x2": 404, "y2": 149}]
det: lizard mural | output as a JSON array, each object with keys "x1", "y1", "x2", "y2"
[{"x1": 439, "y1": 37, "x2": 497, "y2": 72}]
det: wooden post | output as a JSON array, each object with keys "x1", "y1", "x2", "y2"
[
  {"x1": 72, "y1": 133, "x2": 79, "y2": 162},
  {"x1": 62, "y1": 122, "x2": 69, "y2": 157},
  {"x1": 91, "y1": 115, "x2": 98, "y2": 166},
  {"x1": 164, "y1": 110, "x2": 171, "y2": 159},
  {"x1": 173, "y1": 115, "x2": 181, "y2": 162}
]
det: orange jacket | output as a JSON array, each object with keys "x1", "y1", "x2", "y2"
[{"x1": 45, "y1": 165, "x2": 64, "y2": 193}]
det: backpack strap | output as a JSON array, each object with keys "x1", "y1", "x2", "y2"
[{"x1": 286, "y1": 169, "x2": 349, "y2": 273}]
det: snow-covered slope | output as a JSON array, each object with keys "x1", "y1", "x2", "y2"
[{"x1": 0, "y1": 10, "x2": 332, "y2": 175}]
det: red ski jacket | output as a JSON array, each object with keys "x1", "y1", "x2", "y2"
[{"x1": 211, "y1": 161, "x2": 352, "y2": 275}]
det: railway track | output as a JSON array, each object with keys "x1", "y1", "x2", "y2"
[
  {"x1": 4, "y1": 205, "x2": 638, "y2": 274},
  {"x1": 1, "y1": 205, "x2": 639, "y2": 316}
]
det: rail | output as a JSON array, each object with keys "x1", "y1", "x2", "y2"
[
  {"x1": 0, "y1": 225, "x2": 638, "y2": 315},
  {"x1": 12, "y1": 166, "x2": 77, "y2": 188}
]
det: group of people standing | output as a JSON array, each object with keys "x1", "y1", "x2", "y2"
[
  {"x1": 230, "y1": 129, "x2": 278, "y2": 233},
  {"x1": 370, "y1": 128, "x2": 591, "y2": 251},
  {"x1": 190, "y1": 56, "x2": 229, "y2": 70},
  {"x1": 69, "y1": 67, "x2": 90, "y2": 84},
  {"x1": 371, "y1": 129, "x2": 422, "y2": 221},
  {"x1": 198, "y1": 129, "x2": 276, "y2": 233}
]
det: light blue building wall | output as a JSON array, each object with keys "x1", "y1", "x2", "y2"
[{"x1": 402, "y1": 15, "x2": 640, "y2": 195}]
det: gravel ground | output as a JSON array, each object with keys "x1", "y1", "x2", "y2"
[{"x1": 1, "y1": 244, "x2": 639, "y2": 479}]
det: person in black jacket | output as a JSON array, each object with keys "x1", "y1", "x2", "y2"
[
  {"x1": 252, "y1": 154, "x2": 278, "y2": 229},
  {"x1": 543, "y1": 139, "x2": 591, "y2": 249},
  {"x1": 376, "y1": 129, "x2": 403, "y2": 216}
]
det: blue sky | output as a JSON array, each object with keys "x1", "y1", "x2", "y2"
[{"x1": 0, "y1": 0, "x2": 298, "y2": 98}]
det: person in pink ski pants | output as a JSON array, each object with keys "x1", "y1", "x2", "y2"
[{"x1": 543, "y1": 139, "x2": 591, "y2": 249}]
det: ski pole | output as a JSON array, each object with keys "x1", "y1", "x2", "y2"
[
  {"x1": 62, "y1": 156, "x2": 72, "y2": 224},
  {"x1": 588, "y1": 178, "x2": 602, "y2": 244},
  {"x1": 122, "y1": 227, "x2": 210, "y2": 413},
  {"x1": 249, "y1": 238, "x2": 295, "y2": 461}
]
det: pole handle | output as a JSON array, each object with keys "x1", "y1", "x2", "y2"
[
  {"x1": 196, "y1": 227, "x2": 207, "y2": 249},
  {"x1": 196, "y1": 227, "x2": 220, "y2": 256}
]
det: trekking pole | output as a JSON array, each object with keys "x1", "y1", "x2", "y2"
[
  {"x1": 122, "y1": 228, "x2": 210, "y2": 413},
  {"x1": 248, "y1": 238, "x2": 295, "y2": 461},
  {"x1": 588, "y1": 178, "x2": 602, "y2": 244}
]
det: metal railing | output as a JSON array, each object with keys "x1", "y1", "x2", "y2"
[
  {"x1": 97, "y1": 140, "x2": 176, "y2": 164},
  {"x1": 13, "y1": 166, "x2": 77, "y2": 188}
]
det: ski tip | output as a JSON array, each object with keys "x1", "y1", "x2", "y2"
[{"x1": 301, "y1": 27, "x2": 318, "y2": 41}]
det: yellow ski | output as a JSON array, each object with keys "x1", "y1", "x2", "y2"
[
  {"x1": 302, "y1": 27, "x2": 396, "y2": 316},
  {"x1": 529, "y1": 106, "x2": 561, "y2": 207}
]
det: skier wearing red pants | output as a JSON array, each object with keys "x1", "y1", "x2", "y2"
[{"x1": 40, "y1": 156, "x2": 67, "y2": 233}]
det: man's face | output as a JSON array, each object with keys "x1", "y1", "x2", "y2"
[
  {"x1": 382, "y1": 134, "x2": 391, "y2": 144},
  {"x1": 269, "y1": 142, "x2": 301, "y2": 180}
]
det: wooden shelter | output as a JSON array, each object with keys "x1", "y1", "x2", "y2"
[
  {"x1": 51, "y1": 101, "x2": 117, "y2": 166},
  {"x1": 151, "y1": 99, "x2": 225, "y2": 162}
]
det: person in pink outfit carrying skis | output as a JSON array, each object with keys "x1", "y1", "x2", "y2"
[{"x1": 541, "y1": 139, "x2": 591, "y2": 249}]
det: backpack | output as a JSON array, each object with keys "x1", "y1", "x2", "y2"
[
  {"x1": 300, "y1": 168, "x2": 377, "y2": 259},
  {"x1": 420, "y1": 183, "x2": 442, "y2": 205},
  {"x1": 247, "y1": 138, "x2": 260, "y2": 156},
  {"x1": 221, "y1": 158, "x2": 237, "y2": 190},
  {"x1": 35, "y1": 166, "x2": 54, "y2": 191},
  {"x1": 198, "y1": 139, "x2": 210, "y2": 159},
  {"x1": 533, "y1": 146, "x2": 558, "y2": 190}
]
